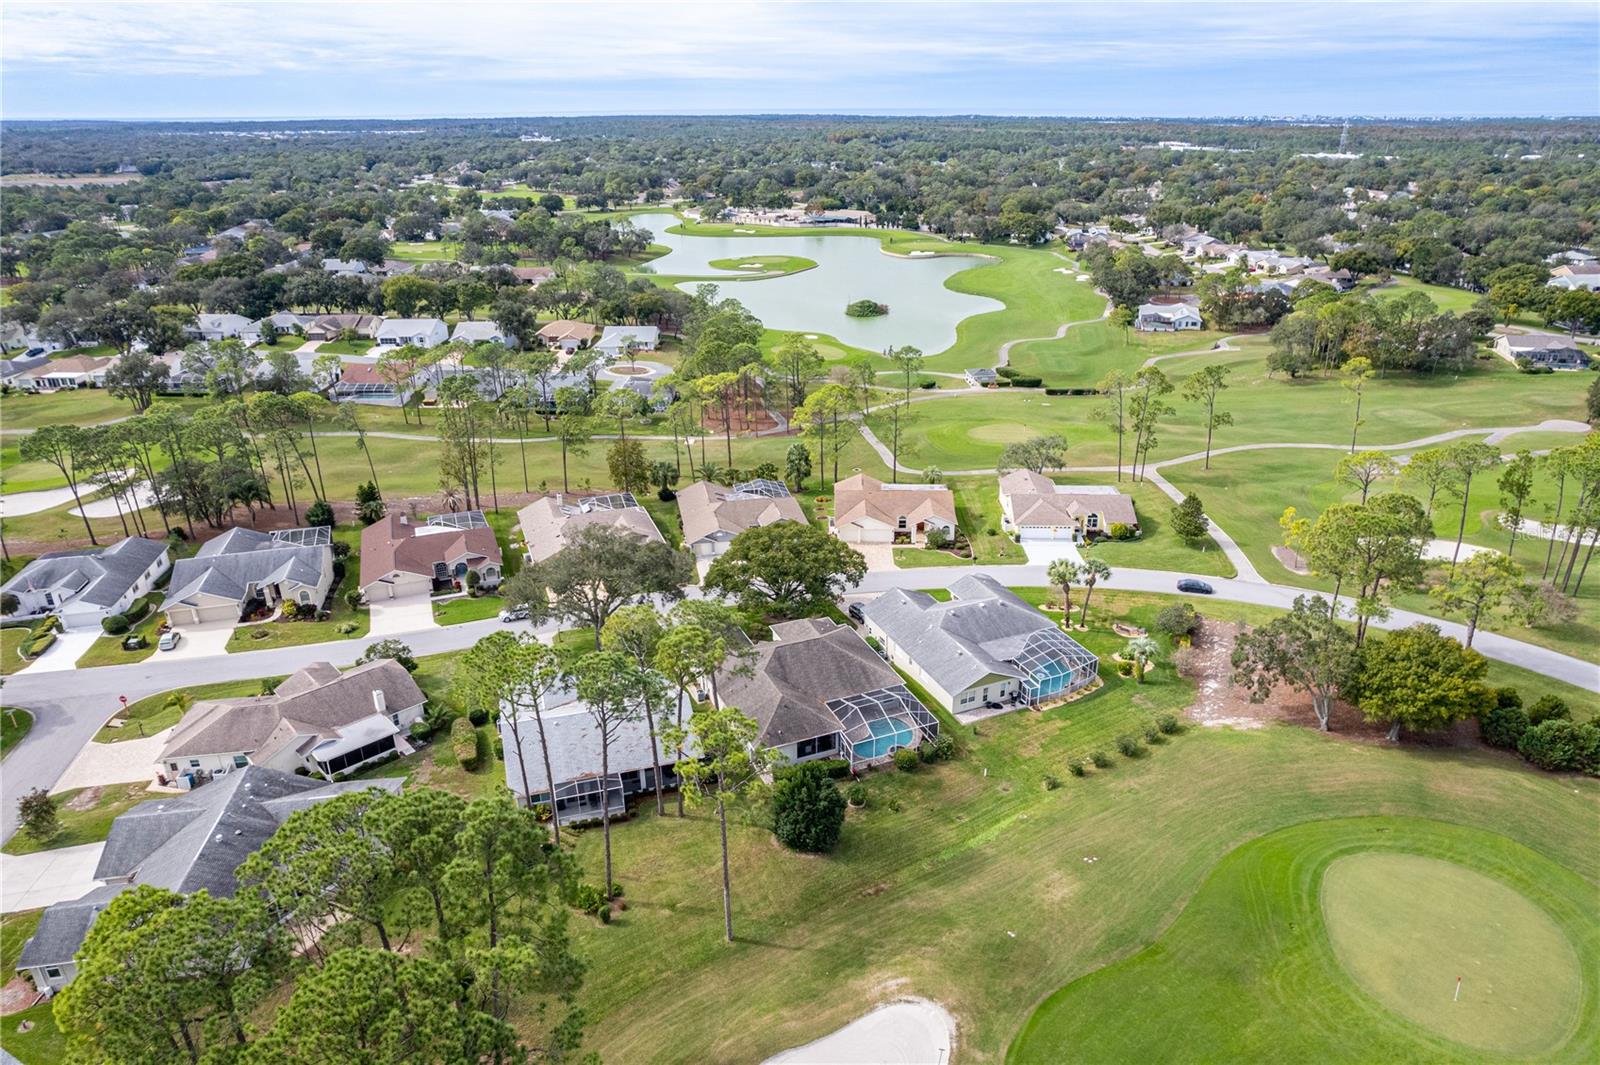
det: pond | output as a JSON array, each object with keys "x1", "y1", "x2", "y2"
[{"x1": 631, "y1": 213, "x2": 1004, "y2": 354}]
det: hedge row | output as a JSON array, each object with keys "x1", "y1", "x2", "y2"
[
  {"x1": 1480, "y1": 693, "x2": 1600, "y2": 774},
  {"x1": 102, "y1": 593, "x2": 159, "y2": 635},
  {"x1": 451, "y1": 717, "x2": 480, "y2": 771}
]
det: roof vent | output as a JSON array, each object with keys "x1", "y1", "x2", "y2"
[{"x1": 399, "y1": 514, "x2": 409, "y2": 526}]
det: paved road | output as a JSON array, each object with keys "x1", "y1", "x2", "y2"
[{"x1": 4, "y1": 562, "x2": 1593, "y2": 843}]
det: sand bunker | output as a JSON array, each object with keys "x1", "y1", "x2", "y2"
[{"x1": 764, "y1": 997, "x2": 955, "y2": 1064}]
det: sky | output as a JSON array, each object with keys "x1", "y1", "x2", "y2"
[{"x1": 1, "y1": 1, "x2": 1597, "y2": 121}]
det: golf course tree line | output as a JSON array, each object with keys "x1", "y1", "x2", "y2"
[
  {"x1": 1268, "y1": 286, "x2": 1492, "y2": 380},
  {"x1": 53, "y1": 787, "x2": 594, "y2": 1064}
]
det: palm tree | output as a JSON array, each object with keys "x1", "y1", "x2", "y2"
[
  {"x1": 1076, "y1": 558, "x2": 1112, "y2": 628},
  {"x1": 1047, "y1": 558, "x2": 1080, "y2": 620},
  {"x1": 1124, "y1": 636, "x2": 1160, "y2": 684}
]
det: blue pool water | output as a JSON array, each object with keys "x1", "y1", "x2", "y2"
[{"x1": 853, "y1": 718, "x2": 914, "y2": 761}]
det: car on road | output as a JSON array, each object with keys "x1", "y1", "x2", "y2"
[
  {"x1": 1176, "y1": 579, "x2": 1215, "y2": 595},
  {"x1": 500, "y1": 606, "x2": 530, "y2": 623},
  {"x1": 158, "y1": 629, "x2": 183, "y2": 651},
  {"x1": 847, "y1": 602, "x2": 865, "y2": 622}
]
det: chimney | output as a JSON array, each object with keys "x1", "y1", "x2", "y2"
[
  {"x1": 398, "y1": 514, "x2": 409, "y2": 526},
  {"x1": 372, "y1": 688, "x2": 387, "y2": 716}
]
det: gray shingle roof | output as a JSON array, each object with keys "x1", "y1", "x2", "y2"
[
  {"x1": 1, "y1": 536, "x2": 166, "y2": 608},
  {"x1": 715, "y1": 619, "x2": 903, "y2": 747},
  {"x1": 864, "y1": 574, "x2": 1070, "y2": 695},
  {"x1": 17, "y1": 769, "x2": 401, "y2": 970},
  {"x1": 163, "y1": 527, "x2": 329, "y2": 608}
]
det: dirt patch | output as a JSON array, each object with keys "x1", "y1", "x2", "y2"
[
  {"x1": 1272, "y1": 545, "x2": 1311, "y2": 575},
  {"x1": 62, "y1": 786, "x2": 103, "y2": 812},
  {"x1": 0, "y1": 977, "x2": 41, "y2": 1016},
  {"x1": 1181, "y1": 620, "x2": 1381, "y2": 734},
  {"x1": 700, "y1": 380, "x2": 781, "y2": 435}
]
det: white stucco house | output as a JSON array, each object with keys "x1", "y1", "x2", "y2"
[
  {"x1": 594, "y1": 325, "x2": 661, "y2": 361},
  {"x1": 375, "y1": 318, "x2": 449, "y2": 348},
  {"x1": 449, "y1": 319, "x2": 516, "y2": 347},
  {"x1": 1135, "y1": 302, "x2": 1203, "y2": 331},
  {"x1": 1, "y1": 538, "x2": 170, "y2": 630},
  {"x1": 998, "y1": 470, "x2": 1139, "y2": 542},
  {"x1": 830, "y1": 474, "x2": 957, "y2": 546}
]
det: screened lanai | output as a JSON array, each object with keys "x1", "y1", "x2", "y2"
[
  {"x1": 1015, "y1": 628, "x2": 1099, "y2": 703},
  {"x1": 826, "y1": 684, "x2": 940, "y2": 767}
]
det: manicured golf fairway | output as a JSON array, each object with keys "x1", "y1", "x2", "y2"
[
  {"x1": 1322, "y1": 852, "x2": 1582, "y2": 1055},
  {"x1": 1008, "y1": 818, "x2": 1597, "y2": 1064}
]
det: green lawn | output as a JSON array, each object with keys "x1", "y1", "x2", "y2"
[
  {"x1": 93, "y1": 678, "x2": 271, "y2": 744},
  {"x1": 307, "y1": 337, "x2": 373, "y2": 355},
  {"x1": 1161, "y1": 444, "x2": 1599, "y2": 661},
  {"x1": 347, "y1": 721, "x2": 502, "y2": 800},
  {"x1": 1, "y1": 706, "x2": 33, "y2": 758},
  {"x1": 704, "y1": 255, "x2": 817, "y2": 277},
  {"x1": 552, "y1": 588, "x2": 1598, "y2": 1063},
  {"x1": 1009, "y1": 817, "x2": 1596, "y2": 1063},
  {"x1": 891, "y1": 475, "x2": 1027, "y2": 568},
  {"x1": 1, "y1": 782, "x2": 156, "y2": 856},
  {"x1": 0, "y1": 910, "x2": 64, "y2": 1065},
  {"x1": 387, "y1": 240, "x2": 462, "y2": 262},
  {"x1": 227, "y1": 543, "x2": 368, "y2": 652},
  {"x1": 1007, "y1": 324, "x2": 1237, "y2": 388},
  {"x1": 0, "y1": 628, "x2": 34, "y2": 675},
  {"x1": 1057, "y1": 476, "x2": 1236, "y2": 578},
  {"x1": 432, "y1": 594, "x2": 503, "y2": 625},
  {"x1": 74, "y1": 604, "x2": 165, "y2": 670},
  {"x1": 0, "y1": 446, "x2": 69, "y2": 492}
]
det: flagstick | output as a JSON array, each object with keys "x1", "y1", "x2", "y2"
[{"x1": 1454, "y1": 976, "x2": 1462, "y2": 1003}]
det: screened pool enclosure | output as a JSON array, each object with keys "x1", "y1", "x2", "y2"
[
  {"x1": 827, "y1": 684, "x2": 940, "y2": 767},
  {"x1": 1015, "y1": 628, "x2": 1100, "y2": 703}
]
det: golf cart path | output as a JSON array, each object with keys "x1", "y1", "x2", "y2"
[{"x1": 995, "y1": 296, "x2": 1113, "y2": 368}]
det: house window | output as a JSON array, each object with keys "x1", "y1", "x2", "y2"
[
  {"x1": 189, "y1": 759, "x2": 200, "y2": 768},
  {"x1": 45, "y1": 967, "x2": 61, "y2": 980},
  {"x1": 43, "y1": 593, "x2": 54, "y2": 607},
  {"x1": 299, "y1": 591, "x2": 311, "y2": 605},
  {"x1": 232, "y1": 755, "x2": 249, "y2": 769},
  {"x1": 1086, "y1": 515, "x2": 1099, "y2": 530},
  {"x1": 896, "y1": 516, "x2": 908, "y2": 530}
]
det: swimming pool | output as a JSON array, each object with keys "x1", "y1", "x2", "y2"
[{"x1": 852, "y1": 717, "x2": 915, "y2": 761}]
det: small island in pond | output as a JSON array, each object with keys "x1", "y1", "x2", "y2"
[{"x1": 845, "y1": 299, "x2": 889, "y2": 317}]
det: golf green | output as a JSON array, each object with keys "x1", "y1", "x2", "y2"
[
  {"x1": 967, "y1": 422, "x2": 1038, "y2": 445},
  {"x1": 1007, "y1": 817, "x2": 1598, "y2": 1064},
  {"x1": 1322, "y1": 852, "x2": 1582, "y2": 1055}
]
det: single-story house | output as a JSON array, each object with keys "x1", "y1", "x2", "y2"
[
  {"x1": 16, "y1": 354, "x2": 116, "y2": 392},
  {"x1": 594, "y1": 325, "x2": 661, "y2": 361},
  {"x1": 1493, "y1": 333, "x2": 1589, "y2": 370},
  {"x1": 498, "y1": 680, "x2": 687, "y2": 823},
  {"x1": 1547, "y1": 263, "x2": 1600, "y2": 292},
  {"x1": 0, "y1": 352, "x2": 49, "y2": 383},
  {"x1": 258, "y1": 311, "x2": 313, "y2": 334},
  {"x1": 375, "y1": 318, "x2": 448, "y2": 348},
  {"x1": 1181, "y1": 234, "x2": 1225, "y2": 258},
  {"x1": 304, "y1": 314, "x2": 382, "y2": 342},
  {"x1": 450, "y1": 320, "x2": 516, "y2": 347},
  {"x1": 999, "y1": 469, "x2": 1138, "y2": 542},
  {"x1": 158, "y1": 659, "x2": 426, "y2": 786},
  {"x1": 321, "y1": 257, "x2": 370, "y2": 277},
  {"x1": 15, "y1": 768, "x2": 400, "y2": 996},
  {"x1": 510, "y1": 266, "x2": 554, "y2": 286},
  {"x1": 517, "y1": 492, "x2": 664, "y2": 564},
  {"x1": 187, "y1": 313, "x2": 260, "y2": 342},
  {"x1": 0, "y1": 537, "x2": 169, "y2": 630},
  {"x1": 333, "y1": 360, "x2": 413, "y2": 404},
  {"x1": 676, "y1": 478, "x2": 807, "y2": 558},
  {"x1": 162, "y1": 526, "x2": 334, "y2": 626},
  {"x1": 864, "y1": 574, "x2": 1099, "y2": 718},
  {"x1": 1135, "y1": 301, "x2": 1203, "y2": 331},
  {"x1": 536, "y1": 320, "x2": 596, "y2": 353},
  {"x1": 964, "y1": 368, "x2": 998, "y2": 387},
  {"x1": 715, "y1": 617, "x2": 940, "y2": 769},
  {"x1": 359, "y1": 511, "x2": 502, "y2": 600},
  {"x1": 830, "y1": 474, "x2": 956, "y2": 546}
]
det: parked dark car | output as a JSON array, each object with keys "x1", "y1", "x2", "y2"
[
  {"x1": 984, "y1": 701, "x2": 1003, "y2": 710},
  {"x1": 847, "y1": 602, "x2": 865, "y2": 622},
  {"x1": 1176, "y1": 579, "x2": 1215, "y2": 595}
]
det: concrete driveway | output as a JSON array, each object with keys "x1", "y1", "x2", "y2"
[
  {"x1": 52, "y1": 729, "x2": 171, "y2": 793},
  {"x1": 854, "y1": 543, "x2": 898, "y2": 572},
  {"x1": 1, "y1": 843, "x2": 105, "y2": 913},
  {"x1": 368, "y1": 596, "x2": 438, "y2": 636},
  {"x1": 157, "y1": 621, "x2": 234, "y2": 660},
  {"x1": 1021, "y1": 540, "x2": 1085, "y2": 566},
  {"x1": 25, "y1": 629, "x2": 102, "y2": 673}
]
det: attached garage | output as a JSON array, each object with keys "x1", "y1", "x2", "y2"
[
  {"x1": 167, "y1": 600, "x2": 241, "y2": 627},
  {"x1": 835, "y1": 521, "x2": 893, "y2": 544},
  {"x1": 1017, "y1": 525, "x2": 1074, "y2": 543},
  {"x1": 362, "y1": 571, "x2": 433, "y2": 601}
]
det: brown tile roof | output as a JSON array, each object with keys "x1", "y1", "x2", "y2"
[
  {"x1": 676, "y1": 481, "x2": 807, "y2": 545},
  {"x1": 516, "y1": 495, "x2": 664, "y2": 563},
  {"x1": 999, "y1": 470, "x2": 1138, "y2": 528},
  {"x1": 832, "y1": 474, "x2": 956, "y2": 532},
  {"x1": 358, "y1": 513, "x2": 501, "y2": 589},
  {"x1": 536, "y1": 320, "x2": 596, "y2": 344}
]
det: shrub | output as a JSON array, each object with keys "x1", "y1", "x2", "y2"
[
  {"x1": 1527, "y1": 695, "x2": 1570, "y2": 724},
  {"x1": 1517, "y1": 720, "x2": 1600, "y2": 773},
  {"x1": 1493, "y1": 687, "x2": 1523, "y2": 710},
  {"x1": 924, "y1": 527, "x2": 951, "y2": 550},
  {"x1": 25, "y1": 633, "x2": 55, "y2": 657},
  {"x1": 1042, "y1": 774, "x2": 1060, "y2": 790},
  {"x1": 344, "y1": 589, "x2": 363, "y2": 611},
  {"x1": 1089, "y1": 749, "x2": 1113, "y2": 768},
  {"x1": 17, "y1": 788, "x2": 59, "y2": 842},
  {"x1": 305, "y1": 500, "x2": 335, "y2": 528},
  {"x1": 892, "y1": 747, "x2": 920, "y2": 772},
  {"x1": 1116, "y1": 660, "x2": 1135, "y2": 678},
  {"x1": 1067, "y1": 758, "x2": 1086, "y2": 777},
  {"x1": 771, "y1": 761, "x2": 847, "y2": 852},
  {"x1": 1479, "y1": 704, "x2": 1530, "y2": 750},
  {"x1": 357, "y1": 638, "x2": 418, "y2": 672},
  {"x1": 918, "y1": 378, "x2": 938, "y2": 390},
  {"x1": 493, "y1": 737, "x2": 505, "y2": 761},
  {"x1": 994, "y1": 377, "x2": 1013, "y2": 388},
  {"x1": 1145, "y1": 725, "x2": 1167, "y2": 744},
  {"x1": 1156, "y1": 712, "x2": 1182, "y2": 735},
  {"x1": 1106, "y1": 522, "x2": 1137, "y2": 541},
  {"x1": 468, "y1": 706, "x2": 490, "y2": 727},
  {"x1": 102, "y1": 614, "x2": 131, "y2": 635},
  {"x1": 810, "y1": 757, "x2": 851, "y2": 779},
  {"x1": 1153, "y1": 603, "x2": 1202, "y2": 640},
  {"x1": 1009, "y1": 374, "x2": 1043, "y2": 388},
  {"x1": 331, "y1": 540, "x2": 352, "y2": 560},
  {"x1": 1115, "y1": 734, "x2": 1145, "y2": 758},
  {"x1": 451, "y1": 718, "x2": 480, "y2": 770},
  {"x1": 844, "y1": 299, "x2": 889, "y2": 317},
  {"x1": 123, "y1": 598, "x2": 152, "y2": 625},
  {"x1": 533, "y1": 803, "x2": 553, "y2": 823},
  {"x1": 995, "y1": 366, "x2": 1019, "y2": 379},
  {"x1": 924, "y1": 733, "x2": 957, "y2": 762},
  {"x1": 846, "y1": 782, "x2": 868, "y2": 807},
  {"x1": 409, "y1": 719, "x2": 434, "y2": 742},
  {"x1": 573, "y1": 882, "x2": 609, "y2": 916}
]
